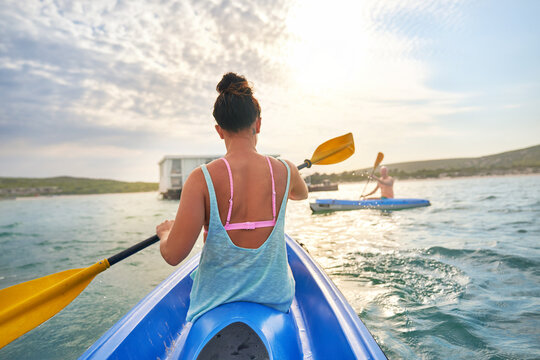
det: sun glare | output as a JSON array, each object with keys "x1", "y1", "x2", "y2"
[{"x1": 285, "y1": 1, "x2": 369, "y2": 89}]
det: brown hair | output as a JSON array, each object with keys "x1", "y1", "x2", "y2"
[{"x1": 213, "y1": 72, "x2": 261, "y2": 132}]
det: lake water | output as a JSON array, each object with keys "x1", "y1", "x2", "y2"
[{"x1": 0, "y1": 175, "x2": 539, "y2": 359}]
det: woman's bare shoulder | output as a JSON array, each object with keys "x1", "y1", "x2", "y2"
[
  {"x1": 275, "y1": 158, "x2": 299, "y2": 175},
  {"x1": 184, "y1": 167, "x2": 206, "y2": 188},
  {"x1": 269, "y1": 156, "x2": 292, "y2": 167}
]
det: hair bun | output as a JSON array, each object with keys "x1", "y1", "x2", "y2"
[
  {"x1": 213, "y1": 72, "x2": 261, "y2": 132},
  {"x1": 216, "y1": 72, "x2": 252, "y2": 96}
]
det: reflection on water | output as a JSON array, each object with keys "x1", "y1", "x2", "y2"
[
  {"x1": 0, "y1": 175, "x2": 539, "y2": 359},
  {"x1": 288, "y1": 176, "x2": 539, "y2": 359}
]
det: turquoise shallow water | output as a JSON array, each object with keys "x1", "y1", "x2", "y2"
[{"x1": 1, "y1": 175, "x2": 539, "y2": 359}]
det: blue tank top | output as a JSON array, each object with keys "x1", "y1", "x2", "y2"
[{"x1": 186, "y1": 158, "x2": 295, "y2": 323}]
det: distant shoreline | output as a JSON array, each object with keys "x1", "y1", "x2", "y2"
[
  {"x1": 1, "y1": 190, "x2": 160, "y2": 201},
  {"x1": 388, "y1": 171, "x2": 540, "y2": 182},
  {"x1": 307, "y1": 168, "x2": 539, "y2": 185},
  {"x1": 0, "y1": 176, "x2": 158, "y2": 199},
  {"x1": 326, "y1": 172, "x2": 539, "y2": 186},
  {"x1": 390, "y1": 168, "x2": 539, "y2": 181},
  {"x1": 2, "y1": 173, "x2": 538, "y2": 201}
]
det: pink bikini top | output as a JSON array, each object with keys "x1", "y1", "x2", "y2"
[{"x1": 206, "y1": 156, "x2": 277, "y2": 233}]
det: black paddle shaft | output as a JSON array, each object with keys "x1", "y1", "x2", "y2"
[
  {"x1": 107, "y1": 235, "x2": 160, "y2": 266},
  {"x1": 297, "y1": 160, "x2": 312, "y2": 170}
]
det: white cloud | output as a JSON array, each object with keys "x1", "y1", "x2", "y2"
[{"x1": 0, "y1": 139, "x2": 141, "y2": 159}]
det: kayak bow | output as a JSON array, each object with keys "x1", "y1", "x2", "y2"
[{"x1": 79, "y1": 235, "x2": 387, "y2": 359}]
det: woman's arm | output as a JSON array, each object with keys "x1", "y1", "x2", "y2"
[
  {"x1": 285, "y1": 160, "x2": 308, "y2": 200},
  {"x1": 157, "y1": 168, "x2": 206, "y2": 266}
]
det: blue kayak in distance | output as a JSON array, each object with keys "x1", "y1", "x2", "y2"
[
  {"x1": 310, "y1": 198, "x2": 431, "y2": 212},
  {"x1": 79, "y1": 235, "x2": 387, "y2": 360}
]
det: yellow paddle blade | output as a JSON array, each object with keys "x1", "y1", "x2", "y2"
[
  {"x1": 374, "y1": 152, "x2": 384, "y2": 168},
  {"x1": 310, "y1": 132, "x2": 355, "y2": 165},
  {"x1": 0, "y1": 259, "x2": 109, "y2": 349}
]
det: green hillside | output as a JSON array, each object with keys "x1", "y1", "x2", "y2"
[
  {"x1": 308, "y1": 144, "x2": 540, "y2": 183},
  {"x1": 0, "y1": 176, "x2": 158, "y2": 198},
  {"x1": 377, "y1": 145, "x2": 540, "y2": 173}
]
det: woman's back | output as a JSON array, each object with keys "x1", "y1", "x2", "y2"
[{"x1": 204, "y1": 153, "x2": 289, "y2": 249}]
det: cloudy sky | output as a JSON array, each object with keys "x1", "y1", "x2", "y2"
[{"x1": 1, "y1": 0, "x2": 539, "y2": 181}]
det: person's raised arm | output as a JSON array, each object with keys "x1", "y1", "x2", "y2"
[
  {"x1": 285, "y1": 160, "x2": 308, "y2": 200},
  {"x1": 363, "y1": 183, "x2": 379, "y2": 197},
  {"x1": 370, "y1": 174, "x2": 393, "y2": 187},
  {"x1": 157, "y1": 168, "x2": 206, "y2": 266}
]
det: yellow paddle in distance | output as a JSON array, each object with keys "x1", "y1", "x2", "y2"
[
  {"x1": 360, "y1": 152, "x2": 384, "y2": 197},
  {"x1": 0, "y1": 132, "x2": 355, "y2": 349}
]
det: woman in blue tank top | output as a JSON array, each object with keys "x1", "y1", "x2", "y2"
[{"x1": 156, "y1": 72, "x2": 308, "y2": 322}]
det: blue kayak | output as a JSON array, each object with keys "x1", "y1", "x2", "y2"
[
  {"x1": 310, "y1": 198, "x2": 431, "y2": 212},
  {"x1": 79, "y1": 235, "x2": 387, "y2": 359}
]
